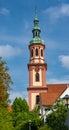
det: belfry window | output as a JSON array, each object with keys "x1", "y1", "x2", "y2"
[
  {"x1": 35, "y1": 72, "x2": 39, "y2": 82},
  {"x1": 36, "y1": 95, "x2": 40, "y2": 104},
  {"x1": 31, "y1": 49, "x2": 33, "y2": 57},
  {"x1": 36, "y1": 31, "x2": 38, "y2": 36},
  {"x1": 36, "y1": 48, "x2": 38, "y2": 56},
  {"x1": 41, "y1": 49, "x2": 43, "y2": 56}
]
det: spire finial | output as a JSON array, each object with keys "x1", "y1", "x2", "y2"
[{"x1": 35, "y1": 8, "x2": 38, "y2": 18}]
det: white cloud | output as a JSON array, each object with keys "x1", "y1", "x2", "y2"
[
  {"x1": 59, "y1": 55, "x2": 69, "y2": 69},
  {"x1": 44, "y1": 4, "x2": 69, "y2": 20},
  {"x1": 61, "y1": 4, "x2": 69, "y2": 16},
  {"x1": 47, "y1": 77, "x2": 69, "y2": 84},
  {"x1": 10, "y1": 91, "x2": 28, "y2": 103},
  {"x1": 0, "y1": 44, "x2": 22, "y2": 58},
  {"x1": 0, "y1": 8, "x2": 10, "y2": 15}
]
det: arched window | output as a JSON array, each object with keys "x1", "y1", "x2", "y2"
[
  {"x1": 41, "y1": 49, "x2": 43, "y2": 57},
  {"x1": 35, "y1": 72, "x2": 39, "y2": 82},
  {"x1": 36, "y1": 48, "x2": 38, "y2": 56},
  {"x1": 36, "y1": 95, "x2": 40, "y2": 104},
  {"x1": 36, "y1": 32, "x2": 37, "y2": 36},
  {"x1": 36, "y1": 31, "x2": 38, "y2": 36},
  {"x1": 31, "y1": 49, "x2": 33, "y2": 57}
]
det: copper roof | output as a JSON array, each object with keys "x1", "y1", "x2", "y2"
[{"x1": 41, "y1": 84, "x2": 67, "y2": 106}]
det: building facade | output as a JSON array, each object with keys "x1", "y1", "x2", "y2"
[
  {"x1": 27, "y1": 14, "x2": 69, "y2": 111},
  {"x1": 27, "y1": 14, "x2": 47, "y2": 110}
]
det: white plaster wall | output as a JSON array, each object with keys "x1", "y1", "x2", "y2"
[
  {"x1": 31, "y1": 93, "x2": 39, "y2": 110},
  {"x1": 60, "y1": 86, "x2": 69, "y2": 98}
]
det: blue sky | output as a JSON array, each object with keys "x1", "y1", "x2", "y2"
[{"x1": 0, "y1": 0, "x2": 69, "y2": 103}]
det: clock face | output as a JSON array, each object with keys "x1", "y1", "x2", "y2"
[{"x1": 35, "y1": 66, "x2": 40, "y2": 72}]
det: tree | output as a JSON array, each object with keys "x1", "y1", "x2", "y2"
[
  {"x1": 12, "y1": 97, "x2": 29, "y2": 128},
  {"x1": 12, "y1": 97, "x2": 41, "y2": 130},
  {"x1": 0, "y1": 57, "x2": 13, "y2": 107},
  {"x1": 12, "y1": 97, "x2": 29, "y2": 113},
  {"x1": 38, "y1": 125, "x2": 51, "y2": 130},
  {"x1": 29, "y1": 111, "x2": 42, "y2": 128},
  {"x1": 0, "y1": 107, "x2": 14, "y2": 130},
  {"x1": 46, "y1": 99, "x2": 68, "y2": 130},
  {"x1": 13, "y1": 111, "x2": 41, "y2": 130}
]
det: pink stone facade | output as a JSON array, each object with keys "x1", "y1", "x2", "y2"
[
  {"x1": 27, "y1": 15, "x2": 47, "y2": 110},
  {"x1": 27, "y1": 43, "x2": 47, "y2": 110}
]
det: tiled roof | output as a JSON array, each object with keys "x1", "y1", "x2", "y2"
[
  {"x1": 8, "y1": 105, "x2": 12, "y2": 112},
  {"x1": 47, "y1": 84, "x2": 67, "y2": 93},
  {"x1": 41, "y1": 84, "x2": 67, "y2": 106}
]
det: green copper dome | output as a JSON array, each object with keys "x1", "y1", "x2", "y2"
[
  {"x1": 30, "y1": 37, "x2": 44, "y2": 44},
  {"x1": 29, "y1": 13, "x2": 45, "y2": 45}
]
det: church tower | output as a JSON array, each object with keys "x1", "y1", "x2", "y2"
[{"x1": 27, "y1": 13, "x2": 47, "y2": 110}]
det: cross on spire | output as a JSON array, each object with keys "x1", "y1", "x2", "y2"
[{"x1": 35, "y1": 8, "x2": 38, "y2": 18}]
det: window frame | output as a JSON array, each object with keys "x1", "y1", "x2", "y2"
[
  {"x1": 41, "y1": 49, "x2": 43, "y2": 57},
  {"x1": 36, "y1": 95, "x2": 40, "y2": 104},
  {"x1": 36, "y1": 48, "x2": 38, "y2": 56},
  {"x1": 31, "y1": 49, "x2": 33, "y2": 57},
  {"x1": 35, "y1": 72, "x2": 40, "y2": 82}
]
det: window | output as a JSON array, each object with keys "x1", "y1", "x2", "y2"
[
  {"x1": 36, "y1": 48, "x2": 38, "y2": 56},
  {"x1": 35, "y1": 72, "x2": 39, "y2": 82},
  {"x1": 36, "y1": 32, "x2": 37, "y2": 36},
  {"x1": 31, "y1": 49, "x2": 33, "y2": 57},
  {"x1": 36, "y1": 95, "x2": 40, "y2": 104},
  {"x1": 36, "y1": 31, "x2": 38, "y2": 36},
  {"x1": 41, "y1": 49, "x2": 43, "y2": 57}
]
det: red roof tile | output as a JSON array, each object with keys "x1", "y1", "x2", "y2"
[
  {"x1": 41, "y1": 84, "x2": 67, "y2": 106},
  {"x1": 47, "y1": 84, "x2": 67, "y2": 93},
  {"x1": 8, "y1": 105, "x2": 12, "y2": 112}
]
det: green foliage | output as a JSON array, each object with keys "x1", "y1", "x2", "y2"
[
  {"x1": 12, "y1": 98, "x2": 27, "y2": 129},
  {"x1": 38, "y1": 125, "x2": 51, "y2": 130},
  {"x1": 46, "y1": 99, "x2": 68, "y2": 130},
  {"x1": 12, "y1": 97, "x2": 29, "y2": 114},
  {"x1": 0, "y1": 96, "x2": 42, "y2": 130},
  {"x1": 0, "y1": 57, "x2": 13, "y2": 107},
  {"x1": 12, "y1": 98, "x2": 41, "y2": 130},
  {"x1": 12, "y1": 110, "x2": 41, "y2": 130},
  {"x1": 29, "y1": 111, "x2": 42, "y2": 127},
  {"x1": 15, "y1": 120, "x2": 28, "y2": 130},
  {"x1": 33, "y1": 104, "x2": 39, "y2": 112},
  {"x1": 12, "y1": 112, "x2": 29, "y2": 127},
  {"x1": 12, "y1": 97, "x2": 29, "y2": 128},
  {"x1": 0, "y1": 107, "x2": 14, "y2": 130}
]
